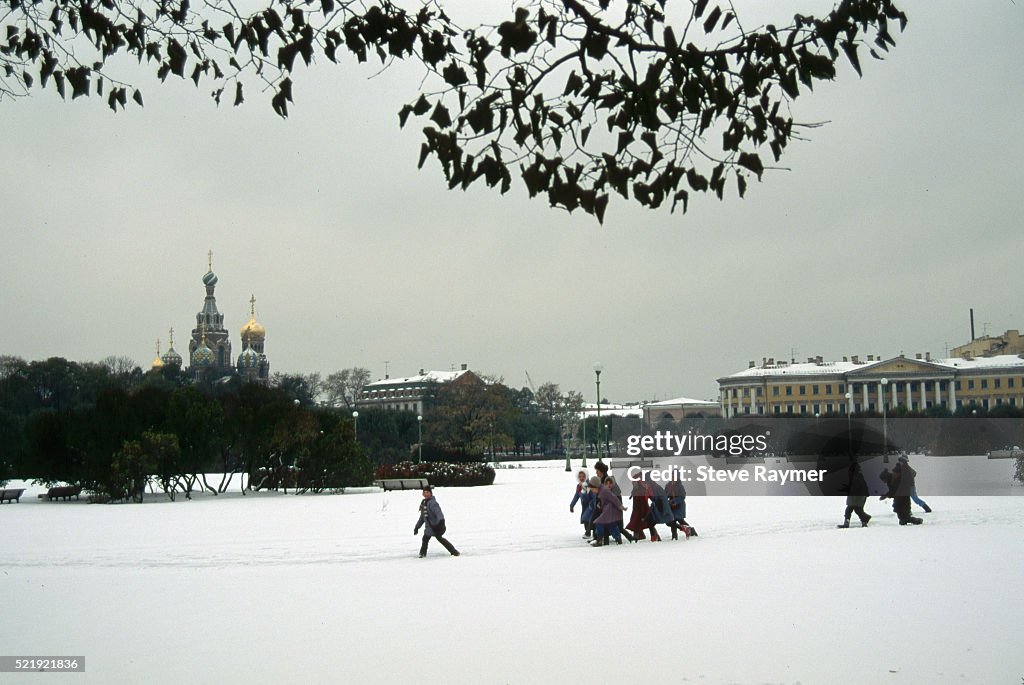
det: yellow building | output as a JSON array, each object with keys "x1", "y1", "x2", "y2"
[
  {"x1": 717, "y1": 353, "x2": 1024, "y2": 417},
  {"x1": 951, "y1": 329, "x2": 1024, "y2": 358}
]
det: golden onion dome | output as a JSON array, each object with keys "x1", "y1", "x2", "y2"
[
  {"x1": 240, "y1": 294, "x2": 266, "y2": 341},
  {"x1": 240, "y1": 316, "x2": 266, "y2": 341},
  {"x1": 150, "y1": 339, "x2": 165, "y2": 370}
]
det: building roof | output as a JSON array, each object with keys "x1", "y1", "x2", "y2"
[
  {"x1": 644, "y1": 396, "x2": 720, "y2": 407},
  {"x1": 938, "y1": 354, "x2": 1024, "y2": 371},
  {"x1": 720, "y1": 354, "x2": 1024, "y2": 381},
  {"x1": 364, "y1": 369, "x2": 472, "y2": 388}
]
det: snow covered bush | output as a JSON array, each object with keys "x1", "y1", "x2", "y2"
[{"x1": 375, "y1": 461, "x2": 496, "y2": 487}]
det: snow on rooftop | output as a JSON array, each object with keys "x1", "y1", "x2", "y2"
[
  {"x1": 938, "y1": 354, "x2": 1024, "y2": 370},
  {"x1": 365, "y1": 369, "x2": 468, "y2": 387},
  {"x1": 723, "y1": 354, "x2": 1024, "y2": 380},
  {"x1": 645, "y1": 396, "x2": 720, "y2": 407}
]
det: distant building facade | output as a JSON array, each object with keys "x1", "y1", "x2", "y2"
[
  {"x1": 718, "y1": 352, "x2": 1024, "y2": 417},
  {"x1": 951, "y1": 329, "x2": 1024, "y2": 358},
  {"x1": 643, "y1": 397, "x2": 722, "y2": 427},
  {"x1": 356, "y1": 364, "x2": 482, "y2": 415}
]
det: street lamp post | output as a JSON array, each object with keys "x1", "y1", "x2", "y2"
[
  {"x1": 417, "y1": 415, "x2": 423, "y2": 464},
  {"x1": 845, "y1": 392, "x2": 853, "y2": 457},
  {"x1": 581, "y1": 415, "x2": 587, "y2": 469},
  {"x1": 594, "y1": 363, "x2": 603, "y2": 464},
  {"x1": 564, "y1": 428, "x2": 571, "y2": 472},
  {"x1": 881, "y1": 378, "x2": 889, "y2": 462},
  {"x1": 352, "y1": 410, "x2": 359, "y2": 441}
]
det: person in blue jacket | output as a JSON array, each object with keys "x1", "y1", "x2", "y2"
[
  {"x1": 569, "y1": 470, "x2": 596, "y2": 539},
  {"x1": 414, "y1": 485, "x2": 460, "y2": 558},
  {"x1": 645, "y1": 475, "x2": 675, "y2": 541},
  {"x1": 666, "y1": 476, "x2": 697, "y2": 539}
]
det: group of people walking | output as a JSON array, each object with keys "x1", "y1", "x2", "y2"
[
  {"x1": 570, "y1": 461, "x2": 698, "y2": 547},
  {"x1": 414, "y1": 454, "x2": 933, "y2": 559},
  {"x1": 839, "y1": 453, "x2": 931, "y2": 528}
]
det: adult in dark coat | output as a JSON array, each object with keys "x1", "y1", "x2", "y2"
[
  {"x1": 837, "y1": 460, "x2": 871, "y2": 528},
  {"x1": 880, "y1": 458, "x2": 922, "y2": 525},
  {"x1": 414, "y1": 486, "x2": 461, "y2": 557}
]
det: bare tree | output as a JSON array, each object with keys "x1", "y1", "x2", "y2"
[{"x1": 323, "y1": 367, "x2": 371, "y2": 409}]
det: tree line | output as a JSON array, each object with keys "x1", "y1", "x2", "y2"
[{"x1": 0, "y1": 355, "x2": 598, "y2": 498}]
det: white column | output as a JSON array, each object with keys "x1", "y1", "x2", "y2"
[
  {"x1": 863, "y1": 383, "x2": 869, "y2": 409},
  {"x1": 847, "y1": 392, "x2": 855, "y2": 414},
  {"x1": 877, "y1": 383, "x2": 884, "y2": 411},
  {"x1": 749, "y1": 390, "x2": 755, "y2": 415},
  {"x1": 935, "y1": 381, "x2": 941, "y2": 406},
  {"x1": 920, "y1": 382, "x2": 926, "y2": 410},
  {"x1": 948, "y1": 381, "x2": 956, "y2": 411},
  {"x1": 891, "y1": 382, "x2": 898, "y2": 409}
]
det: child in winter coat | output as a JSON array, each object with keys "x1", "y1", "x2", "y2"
[
  {"x1": 589, "y1": 477, "x2": 627, "y2": 546},
  {"x1": 626, "y1": 478, "x2": 651, "y2": 541},
  {"x1": 665, "y1": 476, "x2": 697, "y2": 539},
  {"x1": 570, "y1": 470, "x2": 596, "y2": 539}
]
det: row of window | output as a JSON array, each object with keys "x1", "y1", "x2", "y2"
[
  {"x1": 727, "y1": 376, "x2": 1024, "y2": 399},
  {"x1": 361, "y1": 386, "x2": 431, "y2": 399},
  {"x1": 732, "y1": 396, "x2": 1020, "y2": 416}
]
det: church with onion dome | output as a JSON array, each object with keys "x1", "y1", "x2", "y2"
[{"x1": 149, "y1": 252, "x2": 270, "y2": 384}]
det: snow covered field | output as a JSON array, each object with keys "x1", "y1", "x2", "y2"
[{"x1": 2, "y1": 461, "x2": 1023, "y2": 684}]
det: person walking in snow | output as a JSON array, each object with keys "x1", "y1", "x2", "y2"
[
  {"x1": 901, "y1": 453, "x2": 932, "y2": 513},
  {"x1": 626, "y1": 476, "x2": 652, "y2": 541},
  {"x1": 570, "y1": 469, "x2": 596, "y2": 539},
  {"x1": 414, "y1": 485, "x2": 460, "y2": 557},
  {"x1": 880, "y1": 457, "x2": 922, "y2": 526},
  {"x1": 594, "y1": 461, "x2": 633, "y2": 543},
  {"x1": 665, "y1": 475, "x2": 697, "y2": 539},
  {"x1": 837, "y1": 460, "x2": 871, "y2": 528},
  {"x1": 645, "y1": 474, "x2": 675, "y2": 541},
  {"x1": 590, "y1": 477, "x2": 627, "y2": 546}
]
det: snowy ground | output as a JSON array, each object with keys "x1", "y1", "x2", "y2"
[{"x1": 2, "y1": 461, "x2": 1023, "y2": 684}]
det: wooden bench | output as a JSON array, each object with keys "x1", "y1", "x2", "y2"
[
  {"x1": 374, "y1": 478, "x2": 430, "y2": 491},
  {"x1": 37, "y1": 485, "x2": 82, "y2": 501},
  {"x1": 612, "y1": 458, "x2": 654, "y2": 470},
  {"x1": 0, "y1": 487, "x2": 25, "y2": 503}
]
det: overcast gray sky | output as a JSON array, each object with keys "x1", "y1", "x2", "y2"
[{"x1": 1, "y1": 1, "x2": 1022, "y2": 403}]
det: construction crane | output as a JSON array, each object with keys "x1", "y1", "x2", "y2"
[{"x1": 524, "y1": 370, "x2": 537, "y2": 394}]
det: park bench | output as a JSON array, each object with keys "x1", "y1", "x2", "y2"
[
  {"x1": 612, "y1": 458, "x2": 654, "y2": 470},
  {"x1": 37, "y1": 485, "x2": 82, "y2": 501},
  {"x1": 0, "y1": 487, "x2": 26, "y2": 503},
  {"x1": 374, "y1": 478, "x2": 430, "y2": 491}
]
